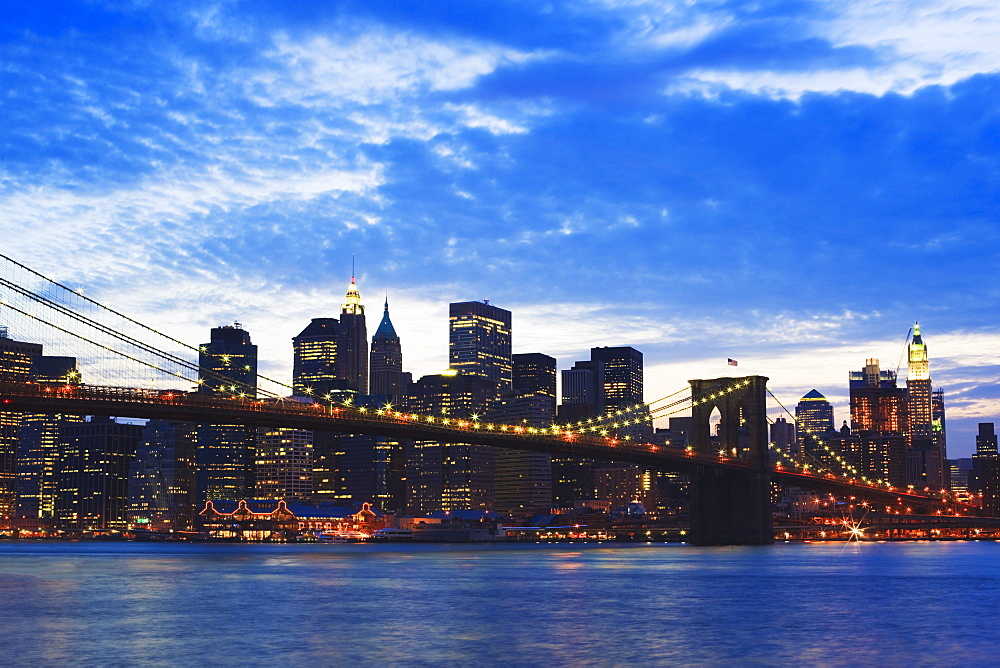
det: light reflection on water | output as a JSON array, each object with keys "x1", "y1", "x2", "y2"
[{"x1": 1, "y1": 541, "x2": 999, "y2": 665}]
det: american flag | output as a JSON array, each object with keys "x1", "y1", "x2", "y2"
[{"x1": 727, "y1": 358, "x2": 738, "y2": 366}]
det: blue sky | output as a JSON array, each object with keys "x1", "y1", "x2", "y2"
[{"x1": 2, "y1": 0, "x2": 998, "y2": 456}]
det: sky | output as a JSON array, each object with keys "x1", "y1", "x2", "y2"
[{"x1": 2, "y1": 0, "x2": 998, "y2": 457}]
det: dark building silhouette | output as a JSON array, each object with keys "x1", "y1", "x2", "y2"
[
  {"x1": 56, "y1": 416, "x2": 143, "y2": 530},
  {"x1": 196, "y1": 325, "x2": 257, "y2": 501},
  {"x1": 494, "y1": 353, "x2": 556, "y2": 515},
  {"x1": 369, "y1": 298, "x2": 403, "y2": 399},
  {"x1": 127, "y1": 420, "x2": 197, "y2": 530},
  {"x1": 972, "y1": 423, "x2": 999, "y2": 495}
]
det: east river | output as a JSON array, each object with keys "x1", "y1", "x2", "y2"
[{"x1": 1, "y1": 540, "x2": 999, "y2": 666}]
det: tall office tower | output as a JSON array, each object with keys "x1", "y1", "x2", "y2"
[
  {"x1": 494, "y1": 353, "x2": 556, "y2": 516},
  {"x1": 770, "y1": 417, "x2": 795, "y2": 455},
  {"x1": 16, "y1": 355, "x2": 83, "y2": 520},
  {"x1": 589, "y1": 346, "x2": 655, "y2": 510},
  {"x1": 849, "y1": 358, "x2": 907, "y2": 487},
  {"x1": 292, "y1": 318, "x2": 340, "y2": 397},
  {"x1": 0, "y1": 329, "x2": 42, "y2": 519},
  {"x1": 337, "y1": 276, "x2": 368, "y2": 394},
  {"x1": 972, "y1": 423, "x2": 999, "y2": 494},
  {"x1": 795, "y1": 390, "x2": 835, "y2": 456},
  {"x1": 56, "y1": 416, "x2": 143, "y2": 530},
  {"x1": 449, "y1": 300, "x2": 512, "y2": 403},
  {"x1": 330, "y1": 432, "x2": 406, "y2": 511},
  {"x1": 254, "y1": 424, "x2": 313, "y2": 502},
  {"x1": 369, "y1": 298, "x2": 403, "y2": 399},
  {"x1": 406, "y1": 372, "x2": 497, "y2": 514},
  {"x1": 196, "y1": 325, "x2": 257, "y2": 501},
  {"x1": 553, "y1": 360, "x2": 602, "y2": 508},
  {"x1": 932, "y1": 389, "x2": 947, "y2": 457},
  {"x1": 127, "y1": 420, "x2": 197, "y2": 530},
  {"x1": 976, "y1": 423, "x2": 1000, "y2": 516},
  {"x1": 561, "y1": 360, "x2": 603, "y2": 415},
  {"x1": 905, "y1": 324, "x2": 944, "y2": 488}
]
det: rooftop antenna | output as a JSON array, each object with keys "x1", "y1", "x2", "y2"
[
  {"x1": 352, "y1": 253, "x2": 356, "y2": 283},
  {"x1": 894, "y1": 323, "x2": 914, "y2": 379}
]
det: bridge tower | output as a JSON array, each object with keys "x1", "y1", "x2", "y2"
[{"x1": 688, "y1": 375, "x2": 773, "y2": 545}]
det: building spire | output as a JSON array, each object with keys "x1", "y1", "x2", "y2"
[
  {"x1": 373, "y1": 295, "x2": 397, "y2": 339},
  {"x1": 342, "y1": 260, "x2": 363, "y2": 315}
]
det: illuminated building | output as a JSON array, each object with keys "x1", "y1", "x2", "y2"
[
  {"x1": 849, "y1": 358, "x2": 907, "y2": 487},
  {"x1": 369, "y1": 298, "x2": 403, "y2": 399},
  {"x1": 127, "y1": 420, "x2": 197, "y2": 530},
  {"x1": 196, "y1": 325, "x2": 257, "y2": 501},
  {"x1": 292, "y1": 318, "x2": 340, "y2": 398},
  {"x1": 795, "y1": 390, "x2": 834, "y2": 457},
  {"x1": 448, "y1": 300, "x2": 512, "y2": 402},
  {"x1": 329, "y1": 432, "x2": 406, "y2": 512},
  {"x1": 56, "y1": 416, "x2": 143, "y2": 530},
  {"x1": 338, "y1": 276, "x2": 368, "y2": 395},
  {"x1": 0, "y1": 329, "x2": 41, "y2": 519},
  {"x1": 588, "y1": 346, "x2": 654, "y2": 509},
  {"x1": 553, "y1": 360, "x2": 602, "y2": 508},
  {"x1": 253, "y1": 416, "x2": 314, "y2": 502},
  {"x1": 494, "y1": 353, "x2": 555, "y2": 516},
  {"x1": 406, "y1": 372, "x2": 496, "y2": 514},
  {"x1": 905, "y1": 324, "x2": 944, "y2": 488},
  {"x1": 16, "y1": 355, "x2": 83, "y2": 520},
  {"x1": 972, "y1": 423, "x2": 999, "y2": 494}
]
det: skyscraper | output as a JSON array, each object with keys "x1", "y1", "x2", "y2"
[
  {"x1": 406, "y1": 371, "x2": 497, "y2": 514},
  {"x1": 849, "y1": 358, "x2": 907, "y2": 487},
  {"x1": 127, "y1": 420, "x2": 197, "y2": 530},
  {"x1": 0, "y1": 329, "x2": 41, "y2": 519},
  {"x1": 196, "y1": 325, "x2": 257, "y2": 501},
  {"x1": 369, "y1": 298, "x2": 403, "y2": 399},
  {"x1": 494, "y1": 353, "x2": 556, "y2": 515},
  {"x1": 590, "y1": 346, "x2": 643, "y2": 414},
  {"x1": 905, "y1": 325, "x2": 945, "y2": 488},
  {"x1": 337, "y1": 276, "x2": 368, "y2": 395},
  {"x1": 448, "y1": 300, "x2": 512, "y2": 401},
  {"x1": 292, "y1": 318, "x2": 340, "y2": 398},
  {"x1": 795, "y1": 390, "x2": 834, "y2": 456},
  {"x1": 56, "y1": 416, "x2": 143, "y2": 530}
]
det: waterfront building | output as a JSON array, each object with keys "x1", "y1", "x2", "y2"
[
  {"x1": 254, "y1": 421, "x2": 313, "y2": 502},
  {"x1": 196, "y1": 325, "x2": 257, "y2": 501},
  {"x1": 127, "y1": 420, "x2": 197, "y2": 530},
  {"x1": 406, "y1": 371, "x2": 497, "y2": 514},
  {"x1": 56, "y1": 416, "x2": 143, "y2": 530},
  {"x1": 15, "y1": 353, "x2": 82, "y2": 520},
  {"x1": 494, "y1": 353, "x2": 555, "y2": 516},
  {"x1": 850, "y1": 359, "x2": 907, "y2": 487},
  {"x1": 0, "y1": 329, "x2": 41, "y2": 519},
  {"x1": 369, "y1": 298, "x2": 403, "y2": 400},
  {"x1": 552, "y1": 360, "x2": 602, "y2": 508}
]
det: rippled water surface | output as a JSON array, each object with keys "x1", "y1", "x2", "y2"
[{"x1": 1, "y1": 540, "x2": 999, "y2": 665}]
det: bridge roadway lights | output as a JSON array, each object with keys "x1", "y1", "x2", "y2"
[{"x1": 688, "y1": 376, "x2": 774, "y2": 545}]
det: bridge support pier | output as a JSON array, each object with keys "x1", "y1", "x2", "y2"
[
  {"x1": 689, "y1": 467, "x2": 773, "y2": 545},
  {"x1": 687, "y1": 375, "x2": 774, "y2": 545}
]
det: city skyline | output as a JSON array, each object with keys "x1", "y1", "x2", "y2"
[{"x1": 3, "y1": 2, "x2": 998, "y2": 456}]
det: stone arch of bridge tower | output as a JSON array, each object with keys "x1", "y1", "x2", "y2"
[{"x1": 688, "y1": 375, "x2": 770, "y2": 471}]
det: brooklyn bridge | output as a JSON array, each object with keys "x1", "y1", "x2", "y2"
[{"x1": 0, "y1": 253, "x2": 973, "y2": 544}]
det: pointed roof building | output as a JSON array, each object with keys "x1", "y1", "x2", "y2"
[{"x1": 369, "y1": 297, "x2": 403, "y2": 399}]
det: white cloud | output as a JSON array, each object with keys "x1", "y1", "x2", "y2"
[{"x1": 668, "y1": 0, "x2": 1000, "y2": 98}]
